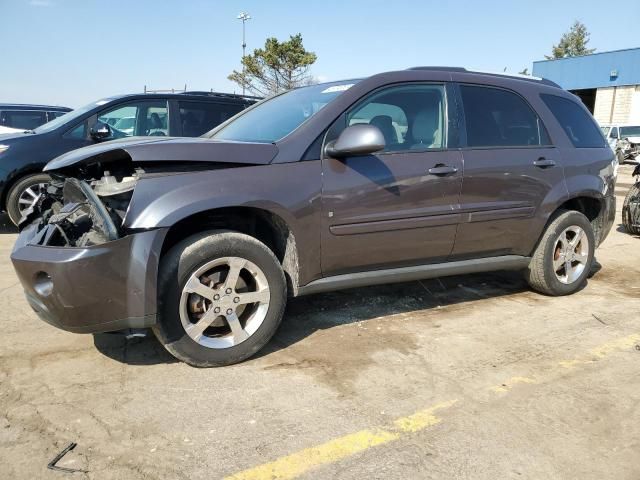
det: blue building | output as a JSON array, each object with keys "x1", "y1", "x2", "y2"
[{"x1": 532, "y1": 47, "x2": 640, "y2": 125}]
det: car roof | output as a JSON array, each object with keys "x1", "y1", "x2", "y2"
[{"x1": 0, "y1": 103, "x2": 72, "y2": 111}]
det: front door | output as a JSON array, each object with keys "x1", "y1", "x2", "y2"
[{"x1": 321, "y1": 83, "x2": 463, "y2": 276}]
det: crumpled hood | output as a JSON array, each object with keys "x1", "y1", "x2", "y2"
[
  {"x1": 44, "y1": 136, "x2": 279, "y2": 172},
  {"x1": 624, "y1": 136, "x2": 640, "y2": 144}
]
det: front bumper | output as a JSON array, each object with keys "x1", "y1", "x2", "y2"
[{"x1": 11, "y1": 223, "x2": 168, "y2": 333}]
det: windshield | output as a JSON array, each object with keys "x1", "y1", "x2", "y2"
[
  {"x1": 600, "y1": 126, "x2": 610, "y2": 136},
  {"x1": 620, "y1": 126, "x2": 640, "y2": 137},
  {"x1": 210, "y1": 80, "x2": 359, "y2": 143},
  {"x1": 34, "y1": 99, "x2": 111, "y2": 133}
]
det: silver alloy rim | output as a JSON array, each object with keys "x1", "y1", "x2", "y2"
[
  {"x1": 553, "y1": 225, "x2": 589, "y2": 284},
  {"x1": 17, "y1": 182, "x2": 47, "y2": 215},
  {"x1": 179, "y1": 256, "x2": 270, "y2": 349}
]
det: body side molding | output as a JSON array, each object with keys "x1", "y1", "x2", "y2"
[{"x1": 296, "y1": 255, "x2": 531, "y2": 296}]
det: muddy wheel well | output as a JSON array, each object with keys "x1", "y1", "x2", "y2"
[
  {"x1": 554, "y1": 196, "x2": 605, "y2": 245},
  {"x1": 160, "y1": 207, "x2": 300, "y2": 295}
]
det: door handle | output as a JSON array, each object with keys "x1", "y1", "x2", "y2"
[
  {"x1": 428, "y1": 164, "x2": 458, "y2": 176},
  {"x1": 533, "y1": 157, "x2": 556, "y2": 168}
]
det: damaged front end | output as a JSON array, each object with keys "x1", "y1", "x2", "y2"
[{"x1": 20, "y1": 164, "x2": 140, "y2": 247}]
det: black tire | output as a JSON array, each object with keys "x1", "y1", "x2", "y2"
[
  {"x1": 152, "y1": 230, "x2": 287, "y2": 367},
  {"x1": 622, "y1": 183, "x2": 640, "y2": 235},
  {"x1": 6, "y1": 173, "x2": 51, "y2": 226},
  {"x1": 525, "y1": 210, "x2": 595, "y2": 296}
]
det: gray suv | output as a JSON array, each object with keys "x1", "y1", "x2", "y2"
[{"x1": 11, "y1": 67, "x2": 616, "y2": 366}]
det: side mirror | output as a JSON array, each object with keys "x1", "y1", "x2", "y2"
[
  {"x1": 90, "y1": 121, "x2": 112, "y2": 141},
  {"x1": 325, "y1": 124, "x2": 385, "y2": 158}
]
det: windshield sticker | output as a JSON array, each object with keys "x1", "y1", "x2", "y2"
[{"x1": 321, "y1": 84, "x2": 354, "y2": 94}]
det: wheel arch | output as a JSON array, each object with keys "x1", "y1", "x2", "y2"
[
  {"x1": 158, "y1": 206, "x2": 301, "y2": 295},
  {"x1": 536, "y1": 194, "x2": 607, "y2": 252}
]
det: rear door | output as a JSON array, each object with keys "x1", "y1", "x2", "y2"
[
  {"x1": 451, "y1": 84, "x2": 564, "y2": 259},
  {"x1": 321, "y1": 83, "x2": 463, "y2": 276}
]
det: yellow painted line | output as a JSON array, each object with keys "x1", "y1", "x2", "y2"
[
  {"x1": 224, "y1": 400, "x2": 458, "y2": 480},
  {"x1": 226, "y1": 334, "x2": 639, "y2": 480},
  {"x1": 559, "y1": 333, "x2": 640, "y2": 370}
]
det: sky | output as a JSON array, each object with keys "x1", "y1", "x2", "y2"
[{"x1": 1, "y1": 0, "x2": 639, "y2": 108}]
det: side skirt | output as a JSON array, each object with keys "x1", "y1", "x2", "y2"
[{"x1": 296, "y1": 255, "x2": 531, "y2": 297}]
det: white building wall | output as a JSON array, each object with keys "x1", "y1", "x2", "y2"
[{"x1": 594, "y1": 85, "x2": 640, "y2": 124}]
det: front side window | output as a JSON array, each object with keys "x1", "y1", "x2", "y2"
[
  {"x1": 346, "y1": 84, "x2": 446, "y2": 152},
  {"x1": 540, "y1": 94, "x2": 605, "y2": 148},
  {"x1": 179, "y1": 101, "x2": 244, "y2": 137},
  {"x1": 609, "y1": 127, "x2": 618, "y2": 139},
  {"x1": 97, "y1": 100, "x2": 168, "y2": 137},
  {"x1": 461, "y1": 85, "x2": 549, "y2": 147},
  {"x1": 210, "y1": 81, "x2": 359, "y2": 143}
]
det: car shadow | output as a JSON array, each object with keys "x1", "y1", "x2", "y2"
[
  {"x1": 616, "y1": 223, "x2": 639, "y2": 236},
  {"x1": 93, "y1": 332, "x2": 179, "y2": 365},
  {"x1": 0, "y1": 214, "x2": 18, "y2": 234},
  {"x1": 93, "y1": 269, "x2": 593, "y2": 367},
  {"x1": 255, "y1": 270, "x2": 535, "y2": 360}
]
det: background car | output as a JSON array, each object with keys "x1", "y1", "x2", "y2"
[
  {"x1": 601, "y1": 123, "x2": 640, "y2": 164},
  {"x1": 0, "y1": 104, "x2": 71, "y2": 131},
  {"x1": 0, "y1": 91, "x2": 259, "y2": 225}
]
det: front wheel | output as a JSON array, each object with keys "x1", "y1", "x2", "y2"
[
  {"x1": 153, "y1": 231, "x2": 287, "y2": 367},
  {"x1": 6, "y1": 173, "x2": 51, "y2": 226},
  {"x1": 525, "y1": 210, "x2": 595, "y2": 296}
]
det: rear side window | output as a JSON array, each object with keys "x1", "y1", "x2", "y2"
[
  {"x1": 460, "y1": 85, "x2": 550, "y2": 147},
  {"x1": 179, "y1": 101, "x2": 244, "y2": 137},
  {"x1": 540, "y1": 94, "x2": 605, "y2": 148},
  {"x1": 0, "y1": 110, "x2": 47, "y2": 130}
]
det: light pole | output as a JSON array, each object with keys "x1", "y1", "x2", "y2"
[{"x1": 237, "y1": 12, "x2": 251, "y2": 96}]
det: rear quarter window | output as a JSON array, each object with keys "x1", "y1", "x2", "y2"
[{"x1": 540, "y1": 94, "x2": 605, "y2": 148}]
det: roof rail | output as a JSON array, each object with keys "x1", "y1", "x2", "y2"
[
  {"x1": 183, "y1": 91, "x2": 263, "y2": 100},
  {"x1": 407, "y1": 66, "x2": 561, "y2": 88},
  {"x1": 143, "y1": 85, "x2": 187, "y2": 94},
  {"x1": 408, "y1": 66, "x2": 468, "y2": 72}
]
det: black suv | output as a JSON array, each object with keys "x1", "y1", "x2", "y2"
[
  {"x1": 0, "y1": 92, "x2": 258, "y2": 225},
  {"x1": 0, "y1": 104, "x2": 71, "y2": 131}
]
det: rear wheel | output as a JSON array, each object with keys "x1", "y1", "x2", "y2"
[
  {"x1": 153, "y1": 231, "x2": 287, "y2": 367},
  {"x1": 6, "y1": 173, "x2": 51, "y2": 226},
  {"x1": 525, "y1": 210, "x2": 595, "y2": 296}
]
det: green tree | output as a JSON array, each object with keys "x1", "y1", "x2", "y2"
[
  {"x1": 545, "y1": 21, "x2": 596, "y2": 59},
  {"x1": 228, "y1": 34, "x2": 317, "y2": 96}
]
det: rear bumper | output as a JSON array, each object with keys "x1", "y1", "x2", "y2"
[
  {"x1": 599, "y1": 192, "x2": 616, "y2": 246},
  {"x1": 11, "y1": 225, "x2": 168, "y2": 333}
]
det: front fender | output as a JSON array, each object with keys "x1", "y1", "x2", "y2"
[{"x1": 123, "y1": 162, "x2": 323, "y2": 283}]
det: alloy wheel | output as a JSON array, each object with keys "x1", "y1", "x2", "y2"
[
  {"x1": 552, "y1": 225, "x2": 590, "y2": 284},
  {"x1": 17, "y1": 182, "x2": 47, "y2": 216},
  {"x1": 179, "y1": 256, "x2": 270, "y2": 349}
]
